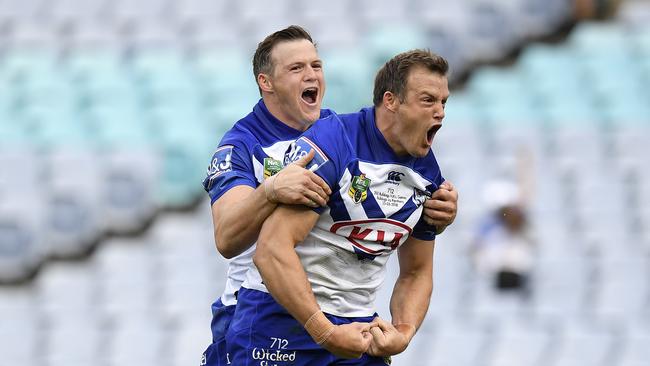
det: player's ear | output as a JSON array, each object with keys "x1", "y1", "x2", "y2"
[
  {"x1": 383, "y1": 91, "x2": 398, "y2": 112},
  {"x1": 258, "y1": 73, "x2": 273, "y2": 93}
]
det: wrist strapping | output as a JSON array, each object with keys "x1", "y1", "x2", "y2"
[
  {"x1": 304, "y1": 311, "x2": 336, "y2": 345},
  {"x1": 264, "y1": 175, "x2": 278, "y2": 203}
]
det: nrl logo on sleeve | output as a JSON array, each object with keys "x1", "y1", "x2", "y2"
[
  {"x1": 348, "y1": 173, "x2": 371, "y2": 204},
  {"x1": 263, "y1": 157, "x2": 283, "y2": 179}
]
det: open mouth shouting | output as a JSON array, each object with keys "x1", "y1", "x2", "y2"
[
  {"x1": 301, "y1": 86, "x2": 319, "y2": 106},
  {"x1": 426, "y1": 124, "x2": 442, "y2": 145}
]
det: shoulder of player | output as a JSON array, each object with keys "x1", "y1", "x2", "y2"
[
  {"x1": 305, "y1": 112, "x2": 347, "y2": 139},
  {"x1": 218, "y1": 119, "x2": 259, "y2": 149},
  {"x1": 319, "y1": 108, "x2": 336, "y2": 119}
]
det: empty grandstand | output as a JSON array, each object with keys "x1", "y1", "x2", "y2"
[{"x1": 0, "y1": 0, "x2": 648, "y2": 365}]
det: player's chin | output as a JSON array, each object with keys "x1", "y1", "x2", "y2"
[
  {"x1": 411, "y1": 146, "x2": 430, "y2": 158},
  {"x1": 302, "y1": 108, "x2": 321, "y2": 124}
]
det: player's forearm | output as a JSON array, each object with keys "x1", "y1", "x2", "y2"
[
  {"x1": 389, "y1": 268, "x2": 432, "y2": 339},
  {"x1": 254, "y1": 237, "x2": 321, "y2": 324},
  {"x1": 214, "y1": 185, "x2": 277, "y2": 258},
  {"x1": 255, "y1": 249, "x2": 314, "y2": 315},
  {"x1": 253, "y1": 206, "x2": 323, "y2": 325}
]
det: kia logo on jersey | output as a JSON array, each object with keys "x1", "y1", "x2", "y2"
[{"x1": 330, "y1": 219, "x2": 412, "y2": 254}]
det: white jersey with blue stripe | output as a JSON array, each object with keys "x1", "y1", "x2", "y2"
[
  {"x1": 243, "y1": 107, "x2": 444, "y2": 317},
  {"x1": 202, "y1": 99, "x2": 333, "y2": 306}
]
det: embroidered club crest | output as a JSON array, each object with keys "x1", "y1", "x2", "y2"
[
  {"x1": 348, "y1": 173, "x2": 371, "y2": 204},
  {"x1": 263, "y1": 158, "x2": 283, "y2": 179}
]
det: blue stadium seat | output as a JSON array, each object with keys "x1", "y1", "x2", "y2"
[
  {"x1": 36, "y1": 261, "x2": 100, "y2": 320},
  {"x1": 552, "y1": 321, "x2": 616, "y2": 366},
  {"x1": 45, "y1": 320, "x2": 104, "y2": 366},
  {"x1": 94, "y1": 238, "x2": 158, "y2": 318},
  {"x1": 106, "y1": 316, "x2": 167, "y2": 366},
  {"x1": 99, "y1": 148, "x2": 160, "y2": 234},
  {"x1": 0, "y1": 2, "x2": 646, "y2": 365},
  {"x1": 531, "y1": 258, "x2": 591, "y2": 321},
  {"x1": 0, "y1": 193, "x2": 44, "y2": 283},
  {"x1": 64, "y1": 50, "x2": 125, "y2": 86},
  {"x1": 0, "y1": 287, "x2": 40, "y2": 364},
  {"x1": 617, "y1": 323, "x2": 650, "y2": 366},
  {"x1": 170, "y1": 320, "x2": 213, "y2": 366},
  {"x1": 2, "y1": 49, "x2": 59, "y2": 85},
  {"x1": 421, "y1": 320, "x2": 489, "y2": 366},
  {"x1": 0, "y1": 0, "x2": 41, "y2": 23},
  {"x1": 65, "y1": 19, "x2": 124, "y2": 50},
  {"x1": 486, "y1": 319, "x2": 552, "y2": 366},
  {"x1": 568, "y1": 22, "x2": 632, "y2": 54},
  {"x1": 320, "y1": 50, "x2": 374, "y2": 113},
  {"x1": 44, "y1": 149, "x2": 105, "y2": 258},
  {"x1": 363, "y1": 24, "x2": 428, "y2": 69},
  {"x1": 170, "y1": 0, "x2": 230, "y2": 26},
  {"x1": 5, "y1": 20, "x2": 60, "y2": 49}
]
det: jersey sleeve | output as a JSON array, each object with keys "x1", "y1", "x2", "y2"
[
  {"x1": 202, "y1": 136, "x2": 257, "y2": 204},
  {"x1": 412, "y1": 218, "x2": 437, "y2": 241},
  {"x1": 411, "y1": 154, "x2": 446, "y2": 241},
  {"x1": 283, "y1": 116, "x2": 351, "y2": 214}
]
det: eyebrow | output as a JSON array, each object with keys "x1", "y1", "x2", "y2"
[
  {"x1": 418, "y1": 91, "x2": 436, "y2": 100},
  {"x1": 419, "y1": 89, "x2": 449, "y2": 99},
  {"x1": 286, "y1": 59, "x2": 322, "y2": 68}
]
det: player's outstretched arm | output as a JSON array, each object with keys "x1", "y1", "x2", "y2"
[
  {"x1": 254, "y1": 205, "x2": 373, "y2": 359},
  {"x1": 211, "y1": 150, "x2": 331, "y2": 258},
  {"x1": 422, "y1": 180, "x2": 458, "y2": 235},
  {"x1": 368, "y1": 237, "x2": 435, "y2": 357}
]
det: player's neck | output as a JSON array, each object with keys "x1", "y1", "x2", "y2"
[
  {"x1": 375, "y1": 107, "x2": 408, "y2": 156},
  {"x1": 263, "y1": 96, "x2": 311, "y2": 132}
]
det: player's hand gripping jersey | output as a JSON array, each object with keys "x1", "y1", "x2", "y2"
[{"x1": 243, "y1": 107, "x2": 444, "y2": 317}]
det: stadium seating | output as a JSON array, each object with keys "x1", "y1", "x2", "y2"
[{"x1": 1, "y1": 0, "x2": 649, "y2": 365}]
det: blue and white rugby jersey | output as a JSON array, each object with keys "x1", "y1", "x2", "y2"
[
  {"x1": 243, "y1": 107, "x2": 444, "y2": 317},
  {"x1": 203, "y1": 99, "x2": 333, "y2": 306}
]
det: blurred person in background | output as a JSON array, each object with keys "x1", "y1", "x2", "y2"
[
  {"x1": 228, "y1": 49, "x2": 451, "y2": 365},
  {"x1": 201, "y1": 26, "x2": 458, "y2": 366},
  {"x1": 471, "y1": 179, "x2": 535, "y2": 294},
  {"x1": 574, "y1": 0, "x2": 623, "y2": 20}
]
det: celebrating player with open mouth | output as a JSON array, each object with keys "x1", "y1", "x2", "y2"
[
  {"x1": 201, "y1": 26, "x2": 458, "y2": 366},
  {"x1": 227, "y1": 49, "x2": 452, "y2": 365}
]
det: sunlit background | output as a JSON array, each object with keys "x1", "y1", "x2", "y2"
[{"x1": 1, "y1": 0, "x2": 649, "y2": 365}]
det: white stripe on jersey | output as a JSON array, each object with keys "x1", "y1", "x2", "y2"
[{"x1": 359, "y1": 161, "x2": 432, "y2": 216}]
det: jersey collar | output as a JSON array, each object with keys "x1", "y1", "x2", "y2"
[{"x1": 253, "y1": 99, "x2": 304, "y2": 138}]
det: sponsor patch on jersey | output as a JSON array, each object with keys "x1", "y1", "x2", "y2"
[
  {"x1": 330, "y1": 218, "x2": 412, "y2": 255},
  {"x1": 263, "y1": 157, "x2": 283, "y2": 179},
  {"x1": 348, "y1": 173, "x2": 371, "y2": 204},
  {"x1": 283, "y1": 136, "x2": 329, "y2": 172},
  {"x1": 205, "y1": 145, "x2": 234, "y2": 187}
]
